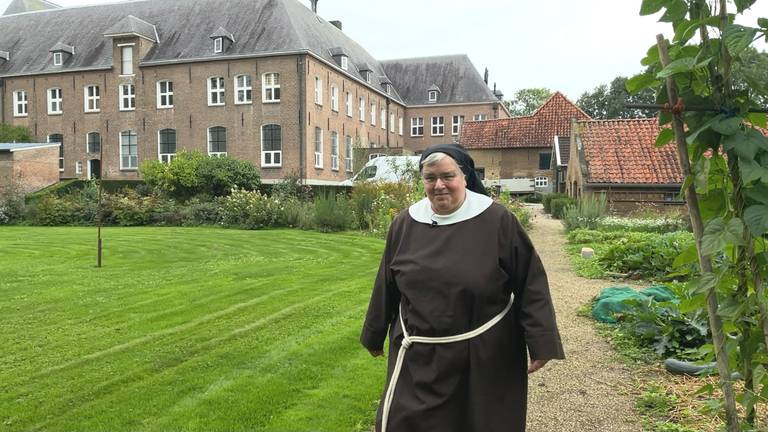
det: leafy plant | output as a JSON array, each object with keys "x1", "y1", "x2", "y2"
[
  {"x1": 599, "y1": 231, "x2": 694, "y2": 279},
  {"x1": 542, "y1": 193, "x2": 568, "y2": 214},
  {"x1": 549, "y1": 197, "x2": 575, "y2": 219},
  {"x1": 562, "y1": 195, "x2": 607, "y2": 231},
  {"x1": 313, "y1": 193, "x2": 355, "y2": 232}
]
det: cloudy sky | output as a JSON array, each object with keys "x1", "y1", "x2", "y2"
[{"x1": 2, "y1": 0, "x2": 766, "y2": 100}]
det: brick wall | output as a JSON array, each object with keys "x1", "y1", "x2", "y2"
[
  {"x1": 404, "y1": 104, "x2": 504, "y2": 153},
  {"x1": 0, "y1": 146, "x2": 59, "y2": 194}
]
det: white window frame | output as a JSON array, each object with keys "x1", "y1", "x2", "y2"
[
  {"x1": 314, "y1": 76, "x2": 323, "y2": 105},
  {"x1": 156, "y1": 80, "x2": 174, "y2": 108},
  {"x1": 331, "y1": 86, "x2": 339, "y2": 112},
  {"x1": 428, "y1": 90, "x2": 438, "y2": 102},
  {"x1": 261, "y1": 124, "x2": 282, "y2": 167},
  {"x1": 119, "y1": 130, "x2": 138, "y2": 170},
  {"x1": 233, "y1": 74, "x2": 253, "y2": 104},
  {"x1": 120, "y1": 46, "x2": 133, "y2": 75},
  {"x1": 47, "y1": 87, "x2": 62, "y2": 115},
  {"x1": 75, "y1": 161, "x2": 82, "y2": 175},
  {"x1": 399, "y1": 117, "x2": 404, "y2": 136},
  {"x1": 340, "y1": 56, "x2": 348, "y2": 71},
  {"x1": 13, "y1": 90, "x2": 28, "y2": 117},
  {"x1": 411, "y1": 117, "x2": 424, "y2": 137},
  {"x1": 314, "y1": 127, "x2": 323, "y2": 168},
  {"x1": 390, "y1": 113, "x2": 395, "y2": 133},
  {"x1": 84, "y1": 85, "x2": 100, "y2": 113},
  {"x1": 359, "y1": 96, "x2": 365, "y2": 121},
  {"x1": 48, "y1": 134, "x2": 64, "y2": 172},
  {"x1": 119, "y1": 83, "x2": 135, "y2": 111},
  {"x1": 158, "y1": 128, "x2": 177, "y2": 164},
  {"x1": 53, "y1": 52, "x2": 63, "y2": 66},
  {"x1": 207, "y1": 126, "x2": 227, "y2": 157},
  {"x1": 208, "y1": 76, "x2": 225, "y2": 106},
  {"x1": 214, "y1": 37, "x2": 223, "y2": 54},
  {"x1": 473, "y1": 113, "x2": 488, "y2": 121},
  {"x1": 535, "y1": 176, "x2": 549, "y2": 188},
  {"x1": 330, "y1": 132, "x2": 339, "y2": 171},
  {"x1": 345, "y1": 92, "x2": 352, "y2": 117},
  {"x1": 371, "y1": 103, "x2": 376, "y2": 126},
  {"x1": 345, "y1": 135, "x2": 353, "y2": 173},
  {"x1": 431, "y1": 116, "x2": 444, "y2": 136},
  {"x1": 86, "y1": 131, "x2": 101, "y2": 154},
  {"x1": 364, "y1": 71, "x2": 371, "y2": 83},
  {"x1": 262, "y1": 73, "x2": 279, "y2": 103},
  {"x1": 381, "y1": 108, "x2": 386, "y2": 130},
  {"x1": 452, "y1": 115, "x2": 463, "y2": 136}
]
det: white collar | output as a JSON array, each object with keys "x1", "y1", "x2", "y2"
[{"x1": 408, "y1": 189, "x2": 493, "y2": 226}]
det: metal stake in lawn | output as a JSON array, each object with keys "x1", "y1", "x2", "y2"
[{"x1": 650, "y1": 34, "x2": 740, "y2": 431}]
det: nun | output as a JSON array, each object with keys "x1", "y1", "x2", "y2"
[{"x1": 360, "y1": 143, "x2": 565, "y2": 432}]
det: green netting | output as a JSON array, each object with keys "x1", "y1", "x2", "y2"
[{"x1": 592, "y1": 285, "x2": 675, "y2": 324}]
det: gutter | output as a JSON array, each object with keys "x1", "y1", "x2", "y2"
[{"x1": 585, "y1": 182, "x2": 682, "y2": 189}]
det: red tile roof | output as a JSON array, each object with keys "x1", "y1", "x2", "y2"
[
  {"x1": 577, "y1": 118, "x2": 683, "y2": 185},
  {"x1": 460, "y1": 92, "x2": 591, "y2": 149}
]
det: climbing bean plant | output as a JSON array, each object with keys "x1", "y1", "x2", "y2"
[{"x1": 629, "y1": 1, "x2": 768, "y2": 430}]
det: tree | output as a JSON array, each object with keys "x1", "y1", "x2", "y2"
[
  {"x1": 577, "y1": 76, "x2": 656, "y2": 119},
  {"x1": 0, "y1": 124, "x2": 33, "y2": 142},
  {"x1": 732, "y1": 46, "x2": 768, "y2": 108},
  {"x1": 504, "y1": 88, "x2": 551, "y2": 117}
]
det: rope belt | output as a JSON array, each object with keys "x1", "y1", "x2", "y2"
[{"x1": 381, "y1": 293, "x2": 515, "y2": 432}]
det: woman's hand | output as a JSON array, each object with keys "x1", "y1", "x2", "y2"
[
  {"x1": 528, "y1": 359, "x2": 549, "y2": 374},
  {"x1": 368, "y1": 349, "x2": 384, "y2": 357}
]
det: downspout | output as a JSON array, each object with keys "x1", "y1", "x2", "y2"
[{"x1": 298, "y1": 55, "x2": 306, "y2": 183}]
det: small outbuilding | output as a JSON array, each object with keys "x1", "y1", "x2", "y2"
[{"x1": 0, "y1": 142, "x2": 61, "y2": 194}]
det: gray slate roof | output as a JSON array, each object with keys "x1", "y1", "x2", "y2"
[
  {"x1": 49, "y1": 42, "x2": 74, "y2": 54},
  {"x1": 380, "y1": 55, "x2": 499, "y2": 105},
  {"x1": 2, "y1": 0, "x2": 60, "y2": 16},
  {"x1": 0, "y1": 0, "x2": 403, "y2": 103},
  {"x1": 104, "y1": 14, "x2": 158, "y2": 42}
]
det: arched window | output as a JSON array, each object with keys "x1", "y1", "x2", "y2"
[
  {"x1": 261, "y1": 124, "x2": 281, "y2": 167},
  {"x1": 86, "y1": 132, "x2": 101, "y2": 154},
  {"x1": 208, "y1": 126, "x2": 227, "y2": 156}
]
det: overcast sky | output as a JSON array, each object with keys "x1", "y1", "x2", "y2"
[{"x1": 2, "y1": 0, "x2": 766, "y2": 100}]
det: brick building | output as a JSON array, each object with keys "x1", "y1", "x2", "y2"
[
  {"x1": 0, "y1": 143, "x2": 60, "y2": 193},
  {"x1": 0, "y1": 0, "x2": 507, "y2": 186},
  {"x1": 459, "y1": 92, "x2": 590, "y2": 193}
]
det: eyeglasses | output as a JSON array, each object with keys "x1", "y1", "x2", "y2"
[{"x1": 422, "y1": 173, "x2": 460, "y2": 184}]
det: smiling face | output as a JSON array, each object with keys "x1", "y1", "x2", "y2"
[{"x1": 421, "y1": 155, "x2": 467, "y2": 215}]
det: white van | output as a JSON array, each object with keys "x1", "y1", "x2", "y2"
[{"x1": 342, "y1": 155, "x2": 421, "y2": 185}]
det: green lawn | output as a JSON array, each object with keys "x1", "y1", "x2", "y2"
[{"x1": 0, "y1": 227, "x2": 387, "y2": 431}]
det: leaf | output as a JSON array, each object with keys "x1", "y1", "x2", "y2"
[
  {"x1": 718, "y1": 296, "x2": 747, "y2": 320},
  {"x1": 655, "y1": 129, "x2": 675, "y2": 147},
  {"x1": 701, "y1": 217, "x2": 745, "y2": 255},
  {"x1": 657, "y1": 57, "x2": 696, "y2": 78},
  {"x1": 641, "y1": 44, "x2": 661, "y2": 66},
  {"x1": 673, "y1": 242, "x2": 699, "y2": 268},
  {"x1": 723, "y1": 128, "x2": 768, "y2": 160},
  {"x1": 687, "y1": 115, "x2": 721, "y2": 144},
  {"x1": 744, "y1": 205, "x2": 768, "y2": 236},
  {"x1": 660, "y1": 0, "x2": 687, "y2": 22},
  {"x1": 674, "y1": 19, "x2": 701, "y2": 43},
  {"x1": 711, "y1": 116, "x2": 743, "y2": 136},
  {"x1": 690, "y1": 272, "x2": 718, "y2": 295},
  {"x1": 734, "y1": 0, "x2": 757, "y2": 13},
  {"x1": 640, "y1": 0, "x2": 672, "y2": 15},
  {"x1": 745, "y1": 183, "x2": 768, "y2": 205},
  {"x1": 723, "y1": 24, "x2": 759, "y2": 57},
  {"x1": 694, "y1": 157, "x2": 711, "y2": 194},
  {"x1": 626, "y1": 73, "x2": 659, "y2": 95},
  {"x1": 739, "y1": 156, "x2": 768, "y2": 184},
  {"x1": 747, "y1": 112, "x2": 767, "y2": 128},
  {"x1": 759, "y1": 18, "x2": 768, "y2": 29}
]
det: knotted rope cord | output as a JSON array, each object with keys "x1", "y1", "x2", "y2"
[{"x1": 380, "y1": 293, "x2": 515, "y2": 431}]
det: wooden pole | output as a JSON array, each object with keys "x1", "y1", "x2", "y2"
[{"x1": 656, "y1": 34, "x2": 740, "y2": 431}]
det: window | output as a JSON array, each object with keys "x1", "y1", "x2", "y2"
[
  {"x1": 331, "y1": 86, "x2": 339, "y2": 112},
  {"x1": 48, "y1": 88, "x2": 62, "y2": 114},
  {"x1": 340, "y1": 56, "x2": 348, "y2": 70},
  {"x1": 371, "y1": 103, "x2": 376, "y2": 126},
  {"x1": 399, "y1": 117, "x2": 403, "y2": 136},
  {"x1": 390, "y1": 113, "x2": 395, "y2": 133},
  {"x1": 261, "y1": 124, "x2": 282, "y2": 167},
  {"x1": 331, "y1": 132, "x2": 339, "y2": 171},
  {"x1": 48, "y1": 134, "x2": 63, "y2": 172},
  {"x1": 473, "y1": 113, "x2": 488, "y2": 121},
  {"x1": 119, "y1": 84, "x2": 135, "y2": 111},
  {"x1": 539, "y1": 152, "x2": 552, "y2": 170},
  {"x1": 208, "y1": 126, "x2": 227, "y2": 156},
  {"x1": 535, "y1": 176, "x2": 549, "y2": 188},
  {"x1": 120, "y1": 130, "x2": 138, "y2": 169},
  {"x1": 214, "y1": 37, "x2": 223, "y2": 53},
  {"x1": 84, "y1": 85, "x2": 100, "y2": 112},
  {"x1": 346, "y1": 92, "x2": 352, "y2": 117},
  {"x1": 428, "y1": 90, "x2": 438, "y2": 102},
  {"x1": 359, "y1": 96, "x2": 365, "y2": 121},
  {"x1": 314, "y1": 127, "x2": 323, "y2": 168},
  {"x1": 452, "y1": 115, "x2": 464, "y2": 136},
  {"x1": 208, "y1": 77, "x2": 225, "y2": 106},
  {"x1": 345, "y1": 135, "x2": 353, "y2": 173},
  {"x1": 232, "y1": 75, "x2": 252, "y2": 104},
  {"x1": 381, "y1": 108, "x2": 386, "y2": 130},
  {"x1": 13, "y1": 90, "x2": 27, "y2": 117},
  {"x1": 431, "y1": 116, "x2": 444, "y2": 136},
  {"x1": 75, "y1": 161, "x2": 83, "y2": 175},
  {"x1": 314, "y1": 77, "x2": 323, "y2": 105},
  {"x1": 364, "y1": 71, "x2": 371, "y2": 83},
  {"x1": 262, "y1": 73, "x2": 279, "y2": 102},
  {"x1": 411, "y1": 117, "x2": 424, "y2": 137},
  {"x1": 158, "y1": 128, "x2": 176, "y2": 163},
  {"x1": 87, "y1": 132, "x2": 101, "y2": 154},
  {"x1": 157, "y1": 81, "x2": 173, "y2": 108},
  {"x1": 121, "y1": 46, "x2": 133, "y2": 75},
  {"x1": 53, "y1": 52, "x2": 63, "y2": 66}
]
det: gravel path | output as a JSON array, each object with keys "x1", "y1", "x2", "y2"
[{"x1": 525, "y1": 205, "x2": 644, "y2": 431}]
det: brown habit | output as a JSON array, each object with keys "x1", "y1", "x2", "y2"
[{"x1": 360, "y1": 203, "x2": 565, "y2": 432}]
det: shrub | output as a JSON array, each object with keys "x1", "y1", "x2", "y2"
[
  {"x1": 218, "y1": 188, "x2": 283, "y2": 229},
  {"x1": 271, "y1": 172, "x2": 313, "y2": 201},
  {"x1": 0, "y1": 185, "x2": 26, "y2": 224},
  {"x1": 32, "y1": 195, "x2": 85, "y2": 225},
  {"x1": 108, "y1": 190, "x2": 156, "y2": 226},
  {"x1": 184, "y1": 198, "x2": 220, "y2": 225},
  {"x1": 502, "y1": 201, "x2": 533, "y2": 230},
  {"x1": 542, "y1": 193, "x2": 568, "y2": 214},
  {"x1": 549, "y1": 197, "x2": 575, "y2": 219},
  {"x1": 279, "y1": 197, "x2": 314, "y2": 229},
  {"x1": 567, "y1": 229, "x2": 656, "y2": 245},
  {"x1": 562, "y1": 195, "x2": 607, "y2": 231},
  {"x1": 522, "y1": 192, "x2": 543, "y2": 203},
  {"x1": 597, "y1": 216, "x2": 689, "y2": 233},
  {"x1": 598, "y1": 231, "x2": 694, "y2": 279},
  {"x1": 0, "y1": 123, "x2": 33, "y2": 142},
  {"x1": 313, "y1": 193, "x2": 355, "y2": 232}
]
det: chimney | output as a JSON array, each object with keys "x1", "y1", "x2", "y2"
[
  {"x1": 310, "y1": 0, "x2": 318, "y2": 13},
  {"x1": 483, "y1": 68, "x2": 488, "y2": 85},
  {"x1": 329, "y1": 20, "x2": 342, "y2": 30}
]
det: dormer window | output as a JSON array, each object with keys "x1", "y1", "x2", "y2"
[
  {"x1": 209, "y1": 27, "x2": 234, "y2": 54},
  {"x1": 385, "y1": 84, "x2": 391, "y2": 95},
  {"x1": 428, "y1": 90, "x2": 438, "y2": 102},
  {"x1": 365, "y1": 71, "x2": 372, "y2": 83},
  {"x1": 53, "y1": 52, "x2": 63, "y2": 66},
  {"x1": 330, "y1": 47, "x2": 350, "y2": 71},
  {"x1": 49, "y1": 42, "x2": 74, "y2": 67},
  {"x1": 214, "y1": 37, "x2": 223, "y2": 53},
  {"x1": 0, "y1": 50, "x2": 10, "y2": 63},
  {"x1": 357, "y1": 63, "x2": 373, "y2": 84},
  {"x1": 427, "y1": 84, "x2": 441, "y2": 103},
  {"x1": 340, "y1": 56, "x2": 348, "y2": 70}
]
